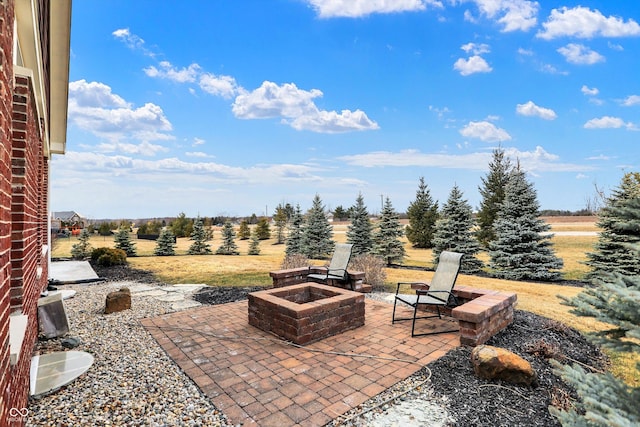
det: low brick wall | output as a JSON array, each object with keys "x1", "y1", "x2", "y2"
[
  {"x1": 248, "y1": 283, "x2": 365, "y2": 345},
  {"x1": 270, "y1": 267, "x2": 370, "y2": 292},
  {"x1": 410, "y1": 284, "x2": 517, "y2": 346}
]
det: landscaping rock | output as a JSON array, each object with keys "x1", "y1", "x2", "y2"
[
  {"x1": 471, "y1": 345, "x2": 537, "y2": 386},
  {"x1": 104, "y1": 288, "x2": 131, "y2": 314}
]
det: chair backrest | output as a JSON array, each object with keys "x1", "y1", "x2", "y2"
[
  {"x1": 328, "y1": 244, "x2": 353, "y2": 278},
  {"x1": 429, "y1": 251, "x2": 463, "y2": 293}
]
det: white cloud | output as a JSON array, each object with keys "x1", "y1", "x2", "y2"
[
  {"x1": 517, "y1": 47, "x2": 533, "y2": 56},
  {"x1": 621, "y1": 95, "x2": 640, "y2": 106},
  {"x1": 95, "y1": 141, "x2": 169, "y2": 156},
  {"x1": 193, "y1": 138, "x2": 205, "y2": 146},
  {"x1": 583, "y1": 116, "x2": 632, "y2": 129},
  {"x1": 461, "y1": 42, "x2": 490, "y2": 55},
  {"x1": 537, "y1": 6, "x2": 640, "y2": 40},
  {"x1": 232, "y1": 81, "x2": 378, "y2": 133},
  {"x1": 581, "y1": 85, "x2": 599, "y2": 96},
  {"x1": 557, "y1": 43, "x2": 604, "y2": 65},
  {"x1": 112, "y1": 28, "x2": 155, "y2": 56},
  {"x1": 185, "y1": 151, "x2": 213, "y2": 158},
  {"x1": 68, "y1": 80, "x2": 173, "y2": 144},
  {"x1": 460, "y1": 121, "x2": 511, "y2": 142},
  {"x1": 144, "y1": 61, "x2": 200, "y2": 83},
  {"x1": 516, "y1": 101, "x2": 557, "y2": 120},
  {"x1": 464, "y1": 0, "x2": 539, "y2": 32},
  {"x1": 307, "y1": 0, "x2": 442, "y2": 18},
  {"x1": 199, "y1": 73, "x2": 242, "y2": 99},
  {"x1": 453, "y1": 55, "x2": 492, "y2": 76}
]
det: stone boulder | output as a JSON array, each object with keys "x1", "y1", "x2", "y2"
[
  {"x1": 105, "y1": 288, "x2": 131, "y2": 314},
  {"x1": 471, "y1": 345, "x2": 537, "y2": 386}
]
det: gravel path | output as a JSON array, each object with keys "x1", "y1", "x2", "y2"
[{"x1": 28, "y1": 264, "x2": 608, "y2": 426}]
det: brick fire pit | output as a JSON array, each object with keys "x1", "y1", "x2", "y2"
[{"x1": 248, "y1": 283, "x2": 365, "y2": 345}]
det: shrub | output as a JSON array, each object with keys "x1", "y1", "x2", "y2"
[
  {"x1": 280, "y1": 254, "x2": 309, "y2": 269},
  {"x1": 349, "y1": 254, "x2": 387, "y2": 288},
  {"x1": 91, "y1": 247, "x2": 127, "y2": 266}
]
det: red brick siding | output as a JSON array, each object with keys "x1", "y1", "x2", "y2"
[{"x1": 0, "y1": 1, "x2": 16, "y2": 422}]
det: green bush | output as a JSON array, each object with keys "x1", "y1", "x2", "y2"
[{"x1": 91, "y1": 247, "x2": 127, "y2": 266}]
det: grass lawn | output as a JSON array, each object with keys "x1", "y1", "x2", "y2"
[{"x1": 51, "y1": 217, "x2": 639, "y2": 386}]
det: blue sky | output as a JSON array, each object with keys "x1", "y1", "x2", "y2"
[{"x1": 52, "y1": 0, "x2": 640, "y2": 219}]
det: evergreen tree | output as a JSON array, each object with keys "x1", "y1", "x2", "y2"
[
  {"x1": 71, "y1": 228, "x2": 93, "y2": 259},
  {"x1": 188, "y1": 216, "x2": 212, "y2": 255},
  {"x1": 170, "y1": 212, "x2": 193, "y2": 238},
  {"x1": 432, "y1": 185, "x2": 484, "y2": 274},
  {"x1": 333, "y1": 205, "x2": 348, "y2": 221},
  {"x1": 285, "y1": 204, "x2": 304, "y2": 256},
  {"x1": 584, "y1": 172, "x2": 640, "y2": 279},
  {"x1": 247, "y1": 229, "x2": 261, "y2": 255},
  {"x1": 216, "y1": 220, "x2": 240, "y2": 255},
  {"x1": 551, "y1": 195, "x2": 639, "y2": 426},
  {"x1": 489, "y1": 165, "x2": 563, "y2": 280},
  {"x1": 273, "y1": 206, "x2": 288, "y2": 244},
  {"x1": 98, "y1": 222, "x2": 112, "y2": 236},
  {"x1": 373, "y1": 197, "x2": 406, "y2": 265},
  {"x1": 477, "y1": 147, "x2": 512, "y2": 247},
  {"x1": 346, "y1": 193, "x2": 374, "y2": 255},
  {"x1": 255, "y1": 218, "x2": 271, "y2": 240},
  {"x1": 301, "y1": 194, "x2": 335, "y2": 259},
  {"x1": 405, "y1": 177, "x2": 439, "y2": 248},
  {"x1": 114, "y1": 227, "x2": 137, "y2": 257},
  {"x1": 238, "y1": 220, "x2": 251, "y2": 240},
  {"x1": 154, "y1": 228, "x2": 176, "y2": 256}
]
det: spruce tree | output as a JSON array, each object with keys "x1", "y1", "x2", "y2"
[
  {"x1": 301, "y1": 194, "x2": 335, "y2": 259},
  {"x1": 71, "y1": 228, "x2": 93, "y2": 259},
  {"x1": 255, "y1": 218, "x2": 271, "y2": 240},
  {"x1": 273, "y1": 206, "x2": 288, "y2": 244},
  {"x1": 188, "y1": 216, "x2": 212, "y2": 255},
  {"x1": 346, "y1": 193, "x2": 374, "y2": 255},
  {"x1": 432, "y1": 185, "x2": 484, "y2": 274},
  {"x1": 216, "y1": 220, "x2": 240, "y2": 255},
  {"x1": 405, "y1": 177, "x2": 439, "y2": 248},
  {"x1": 285, "y1": 204, "x2": 304, "y2": 256},
  {"x1": 489, "y1": 165, "x2": 563, "y2": 280},
  {"x1": 238, "y1": 220, "x2": 251, "y2": 240},
  {"x1": 114, "y1": 227, "x2": 137, "y2": 256},
  {"x1": 247, "y1": 229, "x2": 261, "y2": 255},
  {"x1": 551, "y1": 195, "x2": 640, "y2": 426},
  {"x1": 584, "y1": 172, "x2": 640, "y2": 279},
  {"x1": 154, "y1": 228, "x2": 176, "y2": 256},
  {"x1": 477, "y1": 147, "x2": 512, "y2": 247},
  {"x1": 373, "y1": 197, "x2": 406, "y2": 265}
]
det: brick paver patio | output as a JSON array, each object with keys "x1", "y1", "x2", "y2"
[{"x1": 142, "y1": 299, "x2": 459, "y2": 426}]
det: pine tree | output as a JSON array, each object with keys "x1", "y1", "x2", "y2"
[
  {"x1": 405, "y1": 177, "x2": 439, "y2": 248},
  {"x1": 71, "y1": 228, "x2": 93, "y2": 259},
  {"x1": 114, "y1": 227, "x2": 137, "y2": 256},
  {"x1": 477, "y1": 147, "x2": 512, "y2": 247},
  {"x1": 551, "y1": 194, "x2": 639, "y2": 426},
  {"x1": 432, "y1": 185, "x2": 484, "y2": 274},
  {"x1": 188, "y1": 216, "x2": 212, "y2": 255},
  {"x1": 255, "y1": 218, "x2": 271, "y2": 240},
  {"x1": 585, "y1": 172, "x2": 640, "y2": 279},
  {"x1": 373, "y1": 197, "x2": 406, "y2": 265},
  {"x1": 285, "y1": 204, "x2": 304, "y2": 256},
  {"x1": 301, "y1": 194, "x2": 335, "y2": 259},
  {"x1": 346, "y1": 193, "x2": 374, "y2": 255},
  {"x1": 216, "y1": 220, "x2": 240, "y2": 255},
  {"x1": 489, "y1": 165, "x2": 563, "y2": 280},
  {"x1": 273, "y1": 206, "x2": 288, "y2": 244},
  {"x1": 154, "y1": 228, "x2": 176, "y2": 256},
  {"x1": 170, "y1": 212, "x2": 193, "y2": 238},
  {"x1": 238, "y1": 220, "x2": 251, "y2": 240},
  {"x1": 247, "y1": 229, "x2": 261, "y2": 255}
]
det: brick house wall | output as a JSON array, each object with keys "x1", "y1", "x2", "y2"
[{"x1": 0, "y1": 1, "x2": 69, "y2": 425}]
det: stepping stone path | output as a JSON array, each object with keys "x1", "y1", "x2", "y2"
[{"x1": 125, "y1": 283, "x2": 204, "y2": 311}]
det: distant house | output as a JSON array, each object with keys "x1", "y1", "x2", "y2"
[
  {"x1": 51, "y1": 210, "x2": 86, "y2": 232},
  {"x1": 0, "y1": 1, "x2": 72, "y2": 425}
]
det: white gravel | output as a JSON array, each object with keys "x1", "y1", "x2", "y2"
[{"x1": 28, "y1": 281, "x2": 453, "y2": 426}]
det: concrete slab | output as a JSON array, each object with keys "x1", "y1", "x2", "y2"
[
  {"x1": 170, "y1": 300, "x2": 201, "y2": 311},
  {"x1": 127, "y1": 284, "x2": 158, "y2": 294},
  {"x1": 49, "y1": 261, "x2": 100, "y2": 284},
  {"x1": 156, "y1": 294, "x2": 184, "y2": 302}
]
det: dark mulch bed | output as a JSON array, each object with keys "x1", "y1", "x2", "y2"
[{"x1": 95, "y1": 263, "x2": 607, "y2": 426}]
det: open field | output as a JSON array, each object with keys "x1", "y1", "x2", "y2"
[{"x1": 50, "y1": 217, "x2": 639, "y2": 386}]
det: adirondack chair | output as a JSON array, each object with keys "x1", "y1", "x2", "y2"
[
  {"x1": 307, "y1": 244, "x2": 354, "y2": 290},
  {"x1": 392, "y1": 251, "x2": 463, "y2": 337}
]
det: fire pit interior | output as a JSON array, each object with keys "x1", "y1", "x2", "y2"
[{"x1": 248, "y1": 283, "x2": 365, "y2": 345}]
